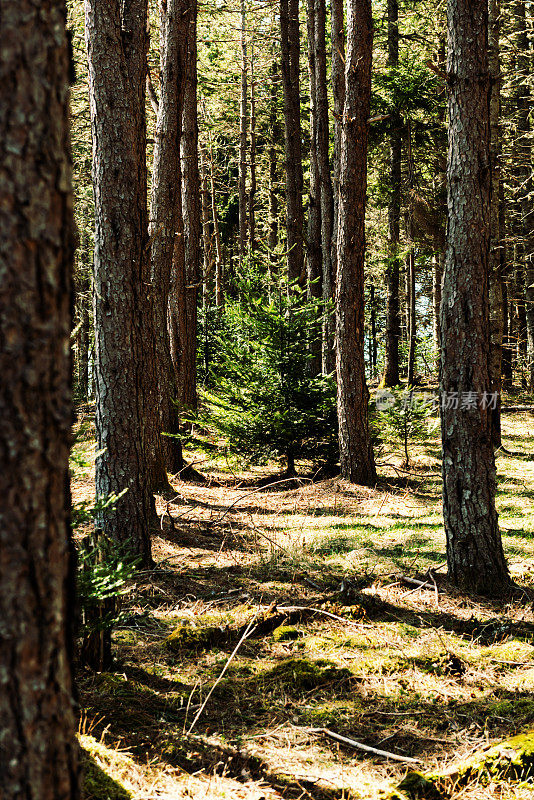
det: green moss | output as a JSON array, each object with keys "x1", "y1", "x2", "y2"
[
  {"x1": 273, "y1": 625, "x2": 302, "y2": 642},
  {"x1": 389, "y1": 731, "x2": 534, "y2": 799},
  {"x1": 80, "y1": 737, "x2": 133, "y2": 800},
  {"x1": 396, "y1": 771, "x2": 442, "y2": 799},
  {"x1": 165, "y1": 624, "x2": 225, "y2": 651},
  {"x1": 256, "y1": 658, "x2": 352, "y2": 693}
]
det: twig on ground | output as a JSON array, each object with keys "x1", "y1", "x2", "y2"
[
  {"x1": 186, "y1": 611, "x2": 260, "y2": 734},
  {"x1": 305, "y1": 727, "x2": 420, "y2": 763},
  {"x1": 276, "y1": 605, "x2": 365, "y2": 628},
  {"x1": 208, "y1": 477, "x2": 313, "y2": 527}
]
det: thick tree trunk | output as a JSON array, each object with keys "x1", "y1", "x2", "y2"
[
  {"x1": 149, "y1": 0, "x2": 190, "y2": 478},
  {"x1": 0, "y1": 2, "x2": 79, "y2": 795},
  {"x1": 383, "y1": 0, "x2": 401, "y2": 387},
  {"x1": 307, "y1": 0, "x2": 323, "y2": 375},
  {"x1": 239, "y1": 0, "x2": 248, "y2": 269},
  {"x1": 280, "y1": 0, "x2": 305, "y2": 283},
  {"x1": 488, "y1": 0, "x2": 504, "y2": 445},
  {"x1": 335, "y1": 0, "x2": 377, "y2": 486},
  {"x1": 514, "y1": 0, "x2": 534, "y2": 389},
  {"x1": 440, "y1": 0, "x2": 509, "y2": 595},
  {"x1": 181, "y1": 3, "x2": 200, "y2": 412},
  {"x1": 86, "y1": 0, "x2": 158, "y2": 564}
]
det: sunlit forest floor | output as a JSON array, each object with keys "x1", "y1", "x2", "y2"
[{"x1": 72, "y1": 407, "x2": 534, "y2": 800}]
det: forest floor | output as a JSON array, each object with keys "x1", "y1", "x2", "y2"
[{"x1": 72, "y1": 405, "x2": 534, "y2": 800}]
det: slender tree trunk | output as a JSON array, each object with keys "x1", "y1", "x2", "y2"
[
  {"x1": 433, "y1": 250, "x2": 444, "y2": 368},
  {"x1": 149, "y1": 0, "x2": 190, "y2": 478},
  {"x1": 335, "y1": 0, "x2": 376, "y2": 486},
  {"x1": 383, "y1": 0, "x2": 401, "y2": 387},
  {"x1": 208, "y1": 134, "x2": 224, "y2": 306},
  {"x1": 330, "y1": 0, "x2": 345, "y2": 283},
  {"x1": 313, "y1": 0, "x2": 335, "y2": 374},
  {"x1": 77, "y1": 261, "x2": 91, "y2": 401},
  {"x1": 0, "y1": 2, "x2": 79, "y2": 795},
  {"x1": 181, "y1": 2, "x2": 200, "y2": 411},
  {"x1": 86, "y1": 0, "x2": 156, "y2": 565},
  {"x1": 249, "y1": 37, "x2": 257, "y2": 257},
  {"x1": 307, "y1": 0, "x2": 323, "y2": 375},
  {"x1": 268, "y1": 58, "x2": 280, "y2": 267},
  {"x1": 239, "y1": 0, "x2": 248, "y2": 269},
  {"x1": 370, "y1": 283, "x2": 378, "y2": 375},
  {"x1": 514, "y1": 0, "x2": 534, "y2": 389},
  {"x1": 406, "y1": 246, "x2": 416, "y2": 386},
  {"x1": 440, "y1": 0, "x2": 509, "y2": 595},
  {"x1": 168, "y1": 173, "x2": 188, "y2": 471},
  {"x1": 280, "y1": 0, "x2": 305, "y2": 283},
  {"x1": 488, "y1": 0, "x2": 504, "y2": 446}
]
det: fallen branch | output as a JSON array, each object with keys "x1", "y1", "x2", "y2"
[
  {"x1": 187, "y1": 612, "x2": 260, "y2": 734},
  {"x1": 306, "y1": 727, "x2": 420, "y2": 764}
]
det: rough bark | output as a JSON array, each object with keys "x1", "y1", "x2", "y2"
[
  {"x1": 335, "y1": 0, "x2": 377, "y2": 486},
  {"x1": 149, "y1": 0, "x2": 190, "y2": 477},
  {"x1": 86, "y1": 0, "x2": 155, "y2": 565},
  {"x1": 440, "y1": 0, "x2": 509, "y2": 595},
  {"x1": 181, "y1": 3, "x2": 201, "y2": 412},
  {"x1": 383, "y1": 0, "x2": 401, "y2": 387},
  {"x1": 314, "y1": 0, "x2": 335, "y2": 375},
  {"x1": 0, "y1": 2, "x2": 80, "y2": 795},
  {"x1": 280, "y1": 0, "x2": 305, "y2": 284}
]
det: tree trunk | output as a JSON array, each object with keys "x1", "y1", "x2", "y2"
[
  {"x1": 370, "y1": 283, "x2": 378, "y2": 376},
  {"x1": 249, "y1": 37, "x2": 257, "y2": 257},
  {"x1": 335, "y1": 0, "x2": 377, "y2": 486},
  {"x1": 440, "y1": 0, "x2": 509, "y2": 595},
  {"x1": 330, "y1": 0, "x2": 345, "y2": 284},
  {"x1": 149, "y1": 0, "x2": 190, "y2": 478},
  {"x1": 268, "y1": 57, "x2": 280, "y2": 268},
  {"x1": 383, "y1": 0, "x2": 401, "y2": 387},
  {"x1": 76, "y1": 258, "x2": 91, "y2": 401},
  {"x1": 208, "y1": 134, "x2": 224, "y2": 306},
  {"x1": 280, "y1": 0, "x2": 305, "y2": 284},
  {"x1": 514, "y1": 0, "x2": 534, "y2": 389},
  {"x1": 433, "y1": 250, "x2": 444, "y2": 368},
  {"x1": 239, "y1": 0, "x2": 248, "y2": 269},
  {"x1": 488, "y1": 0, "x2": 504, "y2": 446},
  {"x1": 0, "y1": 2, "x2": 79, "y2": 795},
  {"x1": 406, "y1": 246, "x2": 416, "y2": 387},
  {"x1": 307, "y1": 0, "x2": 323, "y2": 375},
  {"x1": 86, "y1": 0, "x2": 156, "y2": 565},
  {"x1": 314, "y1": 0, "x2": 335, "y2": 375},
  {"x1": 168, "y1": 176, "x2": 188, "y2": 473},
  {"x1": 181, "y1": 2, "x2": 200, "y2": 412}
]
